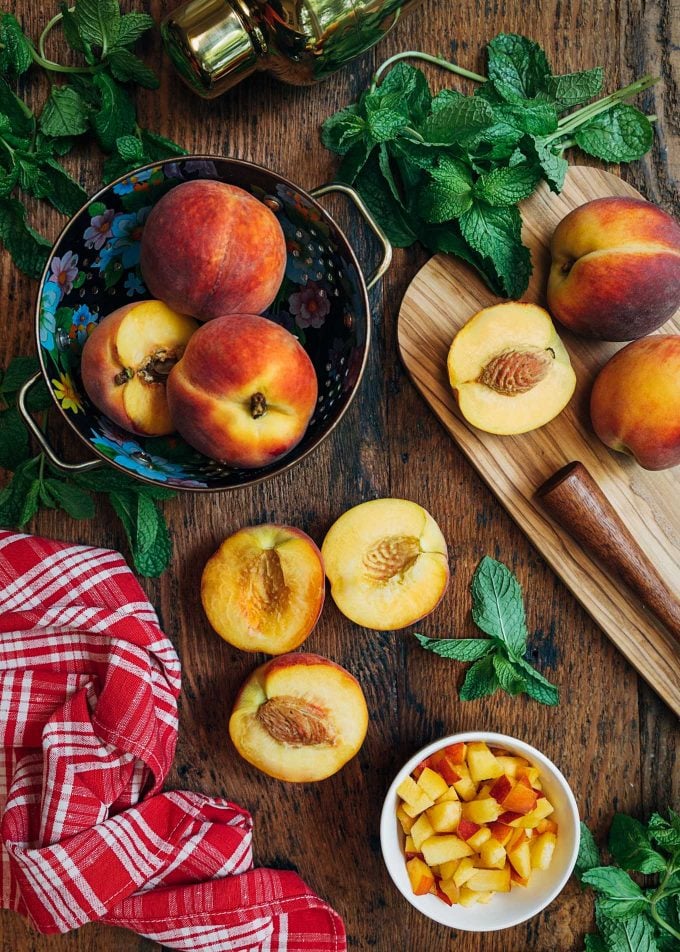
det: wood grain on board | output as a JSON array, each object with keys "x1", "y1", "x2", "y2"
[
  {"x1": 0, "y1": 1, "x2": 678, "y2": 951},
  {"x1": 398, "y1": 167, "x2": 680, "y2": 714}
]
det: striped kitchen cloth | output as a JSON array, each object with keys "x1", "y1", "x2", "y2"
[{"x1": 0, "y1": 530, "x2": 345, "y2": 951}]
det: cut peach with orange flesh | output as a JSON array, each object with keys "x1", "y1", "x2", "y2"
[
  {"x1": 447, "y1": 303, "x2": 576, "y2": 435},
  {"x1": 228, "y1": 652, "x2": 368, "y2": 782},
  {"x1": 201, "y1": 524, "x2": 324, "y2": 655},
  {"x1": 81, "y1": 300, "x2": 198, "y2": 436},
  {"x1": 321, "y1": 498, "x2": 449, "y2": 630}
]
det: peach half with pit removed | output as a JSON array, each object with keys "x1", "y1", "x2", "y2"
[
  {"x1": 229, "y1": 653, "x2": 368, "y2": 782},
  {"x1": 201, "y1": 524, "x2": 325, "y2": 654},
  {"x1": 80, "y1": 300, "x2": 198, "y2": 436},
  {"x1": 447, "y1": 302, "x2": 576, "y2": 436},
  {"x1": 321, "y1": 498, "x2": 449, "y2": 630}
]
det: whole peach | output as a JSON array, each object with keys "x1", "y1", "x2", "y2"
[
  {"x1": 547, "y1": 197, "x2": 680, "y2": 340},
  {"x1": 167, "y1": 314, "x2": 318, "y2": 467},
  {"x1": 590, "y1": 335, "x2": 680, "y2": 470},
  {"x1": 140, "y1": 180, "x2": 286, "y2": 321}
]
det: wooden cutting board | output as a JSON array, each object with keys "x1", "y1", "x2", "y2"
[{"x1": 398, "y1": 166, "x2": 680, "y2": 715}]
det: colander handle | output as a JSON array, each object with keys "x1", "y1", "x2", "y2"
[
  {"x1": 310, "y1": 183, "x2": 392, "y2": 290},
  {"x1": 18, "y1": 372, "x2": 104, "y2": 474}
]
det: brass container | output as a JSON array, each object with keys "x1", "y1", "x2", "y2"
[{"x1": 162, "y1": 0, "x2": 424, "y2": 98}]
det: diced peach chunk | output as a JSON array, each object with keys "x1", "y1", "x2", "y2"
[
  {"x1": 466, "y1": 742, "x2": 504, "y2": 782},
  {"x1": 439, "y1": 859, "x2": 460, "y2": 881},
  {"x1": 507, "y1": 840, "x2": 532, "y2": 880},
  {"x1": 457, "y1": 818, "x2": 481, "y2": 841},
  {"x1": 453, "y1": 857, "x2": 476, "y2": 887},
  {"x1": 488, "y1": 821, "x2": 514, "y2": 847},
  {"x1": 530, "y1": 831, "x2": 557, "y2": 870},
  {"x1": 459, "y1": 886, "x2": 484, "y2": 906},
  {"x1": 426, "y1": 800, "x2": 462, "y2": 833},
  {"x1": 467, "y1": 827, "x2": 492, "y2": 851},
  {"x1": 452, "y1": 763, "x2": 477, "y2": 801},
  {"x1": 518, "y1": 766, "x2": 541, "y2": 787},
  {"x1": 404, "y1": 835, "x2": 417, "y2": 859},
  {"x1": 411, "y1": 814, "x2": 435, "y2": 852},
  {"x1": 514, "y1": 797, "x2": 555, "y2": 828},
  {"x1": 536, "y1": 818, "x2": 559, "y2": 835},
  {"x1": 397, "y1": 804, "x2": 415, "y2": 834},
  {"x1": 421, "y1": 835, "x2": 474, "y2": 866},
  {"x1": 500, "y1": 784, "x2": 539, "y2": 815},
  {"x1": 402, "y1": 793, "x2": 435, "y2": 818},
  {"x1": 489, "y1": 774, "x2": 514, "y2": 803},
  {"x1": 510, "y1": 867, "x2": 530, "y2": 887},
  {"x1": 466, "y1": 867, "x2": 511, "y2": 892},
  {"x1": 479, "y1": 837, "x2": 507, "y2": 869},
  {"x1": 396, "y1": 776, "x2": 422, "y2": 808},
  {"x1": 407, "y1": 857, "x2": 435, "y2": 895},
  {"x1": 432, "y1": 881, "x2": 452, "y2": 905},
  {"x1": 436, "y1": 785, "x2": 460, "y2": 803},
  {"x1": 417, "y1": 767, "x2": 449, "y2": 801},
  {"x1": 461, "y1": 798, "x2": 502, "y2": 825},
  {"x1": 439, "y1": 878, "x2": 460, "y2": 904}
]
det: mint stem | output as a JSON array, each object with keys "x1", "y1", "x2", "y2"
[
  {"x1": 370, "y1": 50, "x2": 486, "y2": 93},
  {"x1": 545, "y1": 74, "x2": 659, "y2": 143},
  {"x1": 33, "y1": 9, "x2": 93, "y2": 74},
  {"x1": 650, "y1": 864, "x2": 680, "y2": 941}
]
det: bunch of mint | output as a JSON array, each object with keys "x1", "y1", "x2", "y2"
[
  {"x1": 0, "y1": 357, "x2": 175, "y2": 577},
  {"x1": 576, "y1": 813, "x2": 680, "y2": 950},
  {"x1": 321, "y1": 34, "x2": 657, "y2": 297},
  {"x1": 415, "y1": 556, "x2": 559, "y2": 705},
  {"x1": 0, "y1": 1, "x2": 186, "y2": 280}
]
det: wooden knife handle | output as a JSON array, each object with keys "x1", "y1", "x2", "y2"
[{"x1": 536, "y1": 461, "x2": 680, "y2": 642}]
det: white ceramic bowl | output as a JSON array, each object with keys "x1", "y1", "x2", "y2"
[{"x1": 379, "y1": 732, "x2": 580, "y2": 931}]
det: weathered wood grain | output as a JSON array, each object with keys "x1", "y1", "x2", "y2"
[{"x1": 0, "y1": 0, "x2": 677, "y2": 950}]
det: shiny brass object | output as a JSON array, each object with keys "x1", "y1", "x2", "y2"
[{"x1": 162, "y1": 0, "x2": 424, "y2": 98}]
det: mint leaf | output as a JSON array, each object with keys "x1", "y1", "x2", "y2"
[
  {"x1": 475, "y1": 163, "x2": 539, "y2": 206},
  {"x1": 139, "y1": 129, "x2": 186, "y2": 160},
  {"x1": 0, "y1": 77, "x2": 34, "y2": 138},
  {"x1": 492, "y1": 653, "x2": 527, "y2": 695},
  {"x1": 107, "y1": 48, "x2": 159, "y2": 89},
  {"x1": 582, "y1": 867, "x2": 649, "y2": 918},
  {"x1": 74, "y1": 0, "x2": 120, "y2": 49},
  {"x1": 470, "y1": 556, "x2": 528, "y2": 655},
  {"x1": 115, "y1": 134, "x2": 145, "y2": 162},
  {"x1": 378, "y1": 143, "x2": 402, "y2": 204},
  {"x1": 0, "y1": 196, "x2": 51, "y2": 279},
  {"x1": 354, "y1": 153, "x2": 418, "y2": 246},
  {"x1": 108, "y1": 488, "x2": 173, "y2": 577},
  {"x1": 547, "y1": 67, "x2": 603, "y2": 108},
  {"x1": 487, "y1": 34, "x2": 551, "y2": 102},
  {"x1": 135, "y1": 492, "x2": 159, "y2": 553},
  {"x1": 59, "y1": 2, "x2": 88, "y2": 55},
  {"x1": 516, "y1": 660, "x2": 559, "y2": 705},
  {"x1": 0, "y1": 458, "x2": 38, "y2": 526},
  {"x1": 42, "y1": 479, "x2": 95, "y2": 520},
  {"x1": 419, "y1": 220, "x2": 500, "y2": 291},
  {"x1": 459, "y1": 654, "x2": 499, "y2": 700},
  {"x1": 596, "y1": 906, "x2": 659, "y2": 952},
  {"x1": 92, "y1": 74, "x2": 135, "y2": 151},
  {"x1": 574, "y1": 103, "x2": 654, "y2": 162},
  {"x1": 648, "y1": 811, "x2": 680, "y2": 851},
  {"x1": 524, "y1": 135, "x2": 568, "y2": 192},
  {"x1": 18, "y1": 478, "x2": 40, "y2": 528},
  {"x1": 421, "y1": 97, "x2": 495, "y2": 146},
  {"x1": 115, "y1": 11, "x2": 154, "y2": 48},
  {"x1": 0, "y1": 408, "x2": 29, "y2": 470},
  {"x1": 39, "y1": 85, "x2": 91, "y2": 137},
  {"x1": 133, "y1": 505, "x2": 172, "y2": 577},
  {"x1": 0, "y1": 13, "x2": 34, "y2": 81},
  {"x1": 1, "y1": 355, "x2": 40, "y2": 393},
  {"x1": 379, "y1": 62, "x2": 431, "y2": 123},
  {"x1": 38, "y1": 157, "x2": 87, "y2": 216},
  {"x1": 414, "y1": 633, "x2": 493, "y2": 661},
  {"x1": 575, "y1": 823, "x2": 601, "y2": 882},
  {"x1": 459, "y1": 201, "x2": 531, "y2": 298},
  {"x1": 609, "y1": 814, "x2": 668, "y2": 875},
  {"x1": 419, "y1": 157, "x2": 473, "y2": 222},
  {"x1": 365, "y1": 92, "x2": 408, "y2": 143},
  {"x1": 655, "y1": 895, "x2": 680, "y2": 951},
  {"x1": 321, "y1": 105, "x2": 368, "y2": 155},
  {"x1": 583, "y1": 935, "x2": 607, "y2": 952}
]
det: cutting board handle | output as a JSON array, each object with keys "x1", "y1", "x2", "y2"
[{"x1": 537, "y1": 461, "x2": 680, "y2": 643}]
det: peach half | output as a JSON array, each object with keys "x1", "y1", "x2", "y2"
[
  {"x1": 321, "y1": 498, "x2": 449, "y2": 630},
  {"x1": 167, "y1": 314, "x2": 317, "y2": 467},
  {"x1": 201, "y1": 524, "x2": 325, "y2": 654},
  {"x1": 80, "y1": 300, "x2": 198, "y2": 436},
  {"x1": 140, "y1": 180, "x2": 286, "y2": 322},
  {"x1": 447, "y1": 303, "x2": 576, "y2": 435},
  {"x1": 229, "y1": 653, "x2": 368, "y2": 782}
]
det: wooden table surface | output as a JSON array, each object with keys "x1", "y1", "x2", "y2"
[{"x1": 1, "y1": 1, "x2": 678, "y2": 950}]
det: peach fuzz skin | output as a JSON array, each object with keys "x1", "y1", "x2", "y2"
[
  {"x1": 590, "y1": 335, "x2": 680, "y2": 470},
  {"x1": 140, "y1": 180, "x2": 286, "y2": 322},
  {"x1": 167, "y1": 314, "x2": 318, "y2": 467},
  {"x1": 547, "y1": 197, "x2": 680, "y2": 341}
]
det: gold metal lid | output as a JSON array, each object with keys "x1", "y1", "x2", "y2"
[{"x1": 161, "y1": 0, "x2": 261, "y2": 98}]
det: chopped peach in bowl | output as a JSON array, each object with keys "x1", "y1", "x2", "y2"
[{"x1": 380, "y1": 732, "x2": 580, "y2": 931}]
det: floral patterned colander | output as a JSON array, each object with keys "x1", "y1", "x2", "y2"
[{"x1": 20, "y1": 156, "x2": 391, "y2": 491}]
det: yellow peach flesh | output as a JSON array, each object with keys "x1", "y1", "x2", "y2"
[{"x1": 321, "y1": 498, "x2": 449, "y2": 630}]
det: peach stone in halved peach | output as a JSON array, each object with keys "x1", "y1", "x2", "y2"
[
  {"x1": 201, "y1": 524, "x2": 325, "y2": 654},
  {"x1": 321, "y1": 498, "x2": 449, "y2": 630}
]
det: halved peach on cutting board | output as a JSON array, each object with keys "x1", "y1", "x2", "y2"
[
  {"x1": 321, "y1": 498, "x2": 449, "y2": 630},
  {"x1": 81, "y1": 300, "x2": 198, "y2": 436},
  {"x1": 201, "y1": 524, "x2": 325, "y2": 654},
  {"x1": 229, "y1": 653, "x2": 368, "y2": 782},
  {"x1": 446, "y1": 303, "x2": 576, "y2": 435}
]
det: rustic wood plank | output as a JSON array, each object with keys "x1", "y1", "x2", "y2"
[{"x1": 0, "y1": 0, "x2": 677, "y2": 950}]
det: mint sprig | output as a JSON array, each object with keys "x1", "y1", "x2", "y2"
[
  {"x1": 0, "y1": 357, "x2": 175, "y2": 578},
  {"x1": 321, "y1": 33, "x2": 658, "y2": 298},
  {"x1": 576, "y1": 814, "x2": 680, "y2": 950},
  {"x1": 0, "y1": 4, "x2": 187, "y2": 278},
  {"x1": 414, "y1": 555, "x2": 559, "y2": 705}
]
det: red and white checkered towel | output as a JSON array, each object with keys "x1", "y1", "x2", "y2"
[{"x1": 0, "y1": 530, "x2": 346, "y2": 951}]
